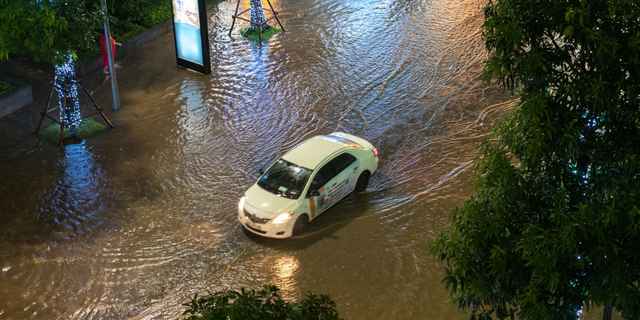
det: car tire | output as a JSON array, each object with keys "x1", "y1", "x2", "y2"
[
  {"x1": 293, "y1": 214, "x2": 309, "y2": 236},
  {"x1": 355, "y1": 171, "x2": 370, "y2": 193}
]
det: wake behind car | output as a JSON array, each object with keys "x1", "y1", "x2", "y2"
[{"x1": 238, "y1": 132, "x2": 379, "y2": 239}]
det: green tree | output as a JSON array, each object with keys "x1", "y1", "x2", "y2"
[
  {"x1": 181, "y1": 285, "x2": 340, "y2": 320},
  {"x1": 107, "y1": 0, "x2": 172, "y2": 40},
  {"x1": 0, "y1": 0, "x2": 173, "y2": 63},
  {"x1": 0, "y1": 0, "x2": 101, "y2": 63},
  {"x1": 0, "y1": 1, "x2": 102, "y2": 134},
  {"x1": 432, "y1": 0, "x2": 640, "y2": 319}
]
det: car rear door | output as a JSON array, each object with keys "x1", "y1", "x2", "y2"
[
  {"x1": 327, "y1": 153, "x2": 358, "y2": 201},
  {"x1": 308, "y1": 153, "x2": 358, "y2": 217}
]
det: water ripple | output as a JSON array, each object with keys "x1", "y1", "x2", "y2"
[{"x1": 0, "y1": 0, "x2": 515, "y2": 319}]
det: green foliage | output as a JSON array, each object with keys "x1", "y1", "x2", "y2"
[
  {"x1": 181, "y1": 285, "x2": 340, "y2": 320},
  {"x1": 0, "y1": 0, "x2": 173, "y2": 64},
  {"x1": 0, "y1": 81, "x2": 14, "y2": 96},
  {"x1": 240, "y1": 27, "x2": 282, "y2": 42},
  {"x1": 0, "y1": 0, "x2": 101, "y2": 64},
  {"x1": 39, "y1": 117, "x2": 108, "y2": 144},
  {"x1": 433, "y1": 0, "x2": 640, "y2": 319},
  {"x1": 108, "y1": 0, "x2": 172, "y2": 41}
]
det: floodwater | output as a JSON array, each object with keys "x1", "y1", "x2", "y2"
[{"x1": 0, "y1": 0, "x2": 517, "y2": 319}]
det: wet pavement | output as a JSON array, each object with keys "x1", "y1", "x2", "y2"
[{"x1": 0, "y1": 0, "x2": 517, "y2": 319}]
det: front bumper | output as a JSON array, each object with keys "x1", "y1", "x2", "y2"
[{"x1": 238, "y1": 206, "x2": 295, "y2": 239}]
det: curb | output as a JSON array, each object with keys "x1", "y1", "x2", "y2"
[{"x1": 0, "y1": 83, "x2": 33, "y2": 119}]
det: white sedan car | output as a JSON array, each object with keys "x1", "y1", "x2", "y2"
[{"x1": 238, "y1": 132, "x2": 379, "y2": 239}]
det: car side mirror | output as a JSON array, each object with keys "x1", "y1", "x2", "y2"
[{"x1": 308, "y1": 190, "x2": 320, "y2": 198}]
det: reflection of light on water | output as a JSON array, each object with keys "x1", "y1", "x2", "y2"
[
  {"x1": 272, "y1": 255, "x2": 300, "y2": 297},
  {"x1": 274, "y1": 255, "x2": 299, "y2": 278},
  {"x1": 60, "y1": 142, "x2": 102, "y2": 220},
  {"x1": 41, "y1": 142, "x2": 104, "y2": 233},
  {"x1": 177, "y1": 79, "x2": 206, "y2": 145}
]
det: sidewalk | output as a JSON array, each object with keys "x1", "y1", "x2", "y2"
[
  {"x1": 0, "y1": 21, "x2": 172, "y2": 151},
  {"x1": 0, "y1": 58, "x2": 111, "y2": 151}
]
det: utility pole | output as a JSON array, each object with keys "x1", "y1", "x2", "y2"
[{"x1": 101, "y1": 0, "x2": 121, "y2": 112}]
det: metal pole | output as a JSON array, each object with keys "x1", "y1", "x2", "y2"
[
  {"x1": 101, "y1": 0, "x2": 121, "y2": 112},
  {"x1": 229, "y1": 0, "x2": 241, "y2": 37},
  {"x1": 266, "y1": 0, "x2": 285, "y2": 32},
  {"x1": 35, "y1": 82, "x2": 54, "y2": 135}
]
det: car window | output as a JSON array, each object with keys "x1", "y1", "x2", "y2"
[
  {"x1": 257, "y1": 159, "x2": 312, "y2": 199},
  {"x1": 310, "y1": 153, "x2": 357, "y2": 190},
  {"x1": 332, "y1": 153, "x2": 357, "y2": 173},
  {"x1": 311, "y1": 163, "x2": 335, "y2": 190}
]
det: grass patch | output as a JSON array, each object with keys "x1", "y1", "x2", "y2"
[
  {"x1": 0, "y1": 81, "x2": 15, "y2": 96},
  {"x1": 40, "y1": 117, "x2": 109, "y2": 145},
  {"x1": 240, "y1": 26, "x2": 281, "y2": 42}
]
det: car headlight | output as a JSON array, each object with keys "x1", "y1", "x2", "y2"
[
  {"x1": 272, "y1": 212, "x2": 292, "y2": 224},
  {"x1": 238, "y1": 197, "x2": 246, "y2": 213}
]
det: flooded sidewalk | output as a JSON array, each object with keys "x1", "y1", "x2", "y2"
[{"x1": 0, "y1": 0, "x2": 514, "y2": 319}]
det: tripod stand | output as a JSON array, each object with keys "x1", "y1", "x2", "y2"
[
  {"x1": 35, "y1": 79, "x2": 114, "y2": 146},
  {"x1": 228, "y1": 0, "x2": 285, "y2": 40}
]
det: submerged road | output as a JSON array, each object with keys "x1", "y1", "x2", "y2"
[{"x1": 0, "y1": 0, "x2": 516, "y2": 318}]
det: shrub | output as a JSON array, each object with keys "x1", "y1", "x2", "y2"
[
  {"x1": 181, "y1": 285, "x2": 340, "y2": 320},
  {"x1": 0, "y1": 81, "x2": 14, "y2": 96},
  {"x1": 109, "y1": 0, "x2": 172, "y2": 41}
]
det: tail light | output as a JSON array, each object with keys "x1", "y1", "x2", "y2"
[{"x1": 372, "y1": 147, "x2": 379, "y2": 158}]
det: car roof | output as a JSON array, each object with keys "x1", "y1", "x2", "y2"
[{"x1": 282, "y1": 135, "x2": 352, "y2": 170}]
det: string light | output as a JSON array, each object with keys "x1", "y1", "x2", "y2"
[
  {"x1": 250, "y1": 0, "x2": 267, "y2": 29},
  {"x1": 54, "y1": 52, "x2": 82, "y2": 135}
]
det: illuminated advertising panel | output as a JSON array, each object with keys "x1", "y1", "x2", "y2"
[{"x1": 171, "y1": 0, "x2": 211, "y2": 73}]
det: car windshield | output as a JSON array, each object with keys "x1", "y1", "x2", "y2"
[{"x1": 258, "y1": 159, "x2": 312, "y2": 200}]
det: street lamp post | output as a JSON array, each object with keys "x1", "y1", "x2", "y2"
[{"x1": 101, "y1": 0, "x2": 120, "y2": 112}]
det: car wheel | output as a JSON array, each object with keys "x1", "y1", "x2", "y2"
[
  {"x1": 293, "y1": 214, "x2": 309, "y2": 236},
  {"x1": 355, "y1": 171, "x2": 370, "y2": 193}
]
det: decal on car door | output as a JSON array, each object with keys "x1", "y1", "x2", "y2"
[
  {"x1": 312, "y1": 153, "x2": 358, "y2": 215},
  {"x1": 328, "y1": 179, "x2": 347, "y2": 201},
  {"x1": 317, "y1": 187, "x2": 327, "y2": 208},
  {"x1": 309, "y1": 197, "x2": 316, "y2": 218}
]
